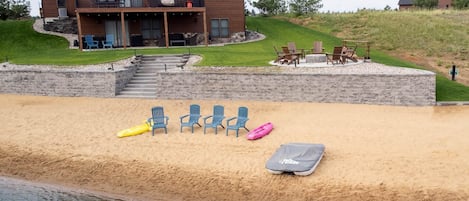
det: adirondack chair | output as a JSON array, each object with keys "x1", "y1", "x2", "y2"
[
  {"x1": 180, "y1": 104, "x2": 202, "y2": 133},
  {"x1": 281, "y1": 46, "x2": 299, "y2": 65},
  {"x1": 203, "y1": 105, "x2": 225, "y2": 134},
  {"x1": 342, "y1": 45, "x2": 358, "y2": 62},
  {"x1": 226, "y1": 106, "x2": 250, "y2": 137},
  {"x1": 84, "y1": 35, "x2": 99, "y2": 49},
  {"x1": 326, "y1": 46, "x2": 345, "y2": 65},
  {"x1": 287, "y1": 42, "x2": 305, "y2": 59},
  {"x1": 311, "y1": 41, "x2": 325, "y2": 54},
  {"x1": 273, "y1": 46, "x2": 286, "y2": 63},
  {"x1": 102, "y1": 34, "x2": 114, "y2": 49},
  {"x1": 148, "y1": 106, "x2": 169, "y2": 135}
]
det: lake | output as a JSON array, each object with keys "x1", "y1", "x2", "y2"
[{"x1": 0, "y1": 176, "x2": 126, "y2": 201}]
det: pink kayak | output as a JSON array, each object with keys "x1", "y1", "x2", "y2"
[{"x1": 247, "y1": 122, "x2": 273, "y2": 140}]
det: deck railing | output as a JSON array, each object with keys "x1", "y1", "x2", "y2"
[{"x1": 77, "y1": 0, "x2": 204, "y2": 8}]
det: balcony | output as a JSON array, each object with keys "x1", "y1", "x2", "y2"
[{"x1": 77, "y1": 0, "x2": 205, "y2": 8}]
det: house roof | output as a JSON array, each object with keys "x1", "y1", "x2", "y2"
[{"x1": 398, "y1": 0, "x2": 413, "y2": 5}]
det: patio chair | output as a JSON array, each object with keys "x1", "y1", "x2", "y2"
[
  {"x1": 281, "y1": 46, "x2": 299, "y2": 65},
  {"x1": 203, "y1": 105, "x2": 225, "y2": 134},
  {"x1": 342, "y1": 45, "x2": 358, "y2": 62},
  {"x1": 226, "y1": 106, "x2": 250, "y2": 137},
  {"x1": 84, "y1": 35, "x2": 99, "y2": 49},
  {"x1": 273, "y1": 46, "x2": 286, "y2": 63},
  {"x1": 147, "y1": 106, "x2": 169, "y2": 135},
  {"x1": 287, "y1": 42, "x2": 305, "y2": 59},
  {"x1": 180, "y1": 104, "x2": 202, "y2": 133},
  {"x1": 326, "y1": 46, "x2": 345, "y2": 65},
  {"x1": 102, "y1": 34, "x2": 114, "y2": 49},
  {"x1": 311, "y1": 41, "x2": 325, "y2": 54}
]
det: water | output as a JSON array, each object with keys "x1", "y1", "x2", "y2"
[{"x1": 0, "y1": 177, "x2": 126, "y2": 201}]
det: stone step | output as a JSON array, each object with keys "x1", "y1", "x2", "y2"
[
  {"x1": 138, "y1": 64, "x2": 182, "y2": 68},
  {"x1": 141, "y1": 56, "x2": 183, "y2": 60},
  {"x1": 126, "y1": 83, "x2": 158, "y2": 88},
  {"x1": 118, "y1": 91, "x2": 157, "y2": 96},
  {"x1": 130, "y1": 76, "x2": 158, "y2": 81},
  {"x1": 136, "y1": 69, "x2": 171, "y2": 73},
  {"x1": 128, "y1": 79, "x2": 157, "y2": 84},
  {"x1": 121, "y1": 87, "x2": 156, "y2": 92},
  {"x1": 116, "y1": 94, "x2": 157, "y2": 99},
  {"x1": 133, "y1": 74, "x2": 157, "y2": 77},
  {"x1": 140, "y1": 60, "x2": 185, "y2": 64}
]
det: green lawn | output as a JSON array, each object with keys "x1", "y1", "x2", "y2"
[{"x1": 1, "y1": 17, "x2": 469, "y2": 101}]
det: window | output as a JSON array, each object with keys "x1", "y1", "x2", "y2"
[
  {"x1": 142, "y1": 19, "x2": 162, "y2": 39},
  {"x1": 57, "y1": 0, "x2": 66, "y2": 7},
  {"x1": 210, "y1": 19, "x2": 229, "y2": 38}
]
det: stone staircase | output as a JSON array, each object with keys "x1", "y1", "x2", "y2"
[{"x1": 116, "y1": 54, "x2": 189, "y2": 99}]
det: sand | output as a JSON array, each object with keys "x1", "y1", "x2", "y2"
[{"x1": 1, "y1": 94, "x2": 469, "y2": 201}]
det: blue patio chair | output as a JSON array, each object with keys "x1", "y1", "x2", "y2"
[
  {"x1": 180, "y1": 104, "x2": 202, "y2": 133},
  {"x1": 84, "y1": 35, "x2": 99, "y2": 49},
  {"x1": 102, "y1": 34, "x2": 114, "y2": 49},
  {"x1": 203, "y1": 105, "x2": 225, "y2": 134},
  {"x1": 147, "y1": 106, "x2": 169, "y2": 135},
  {"x1": 226, "y1": 106, "x2": 250, "y2": 137}
]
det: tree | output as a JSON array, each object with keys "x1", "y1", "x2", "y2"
[
  {"x1": 453, "y1": 0, "x2": 469, "y2": 9},
  {"x1": 289, "y1": 0, "x2": 322, "y2": 16},
  {"x1": 414, "y1": 0, "x2": 438, "y2": 9},
  {"x1": 0, "y1": 0, "x2": 29, "y2": 20},
  {"x1": 253, "y1": 0, "x2": 286, "y2": 16},
  {"x1": 0, "y1": 0, "x2": 10, "y2": 20}
]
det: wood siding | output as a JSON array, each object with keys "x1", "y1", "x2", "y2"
[
  {"x1": 42, "y1": 0, "x2": 77, "y2": 17},
  {"x1": 42, "y1": 0, "x2": 58, "y2": 17},
  {"x1": 66, "y1": 0, "x2": 77, "y2": 17},
  {"x1": 438, "y1": 0, "x2": 452, "y2": 8},
  {"x1": 205, "y1": 0, "x2": 245, "y2": 34}
]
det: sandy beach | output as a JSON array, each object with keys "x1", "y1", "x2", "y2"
[{"x1": 1, "y1": 94, "x2": 469, "y2": 200}]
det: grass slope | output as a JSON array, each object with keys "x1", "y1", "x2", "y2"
[{"x1": 1, "y1": 17, "x2": 469, "y2": 101}]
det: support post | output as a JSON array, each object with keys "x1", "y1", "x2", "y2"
[
  {"x1": 451, "y1": 65, "x2": 457, "y2": 81},
  {"x1": 76, "y1": 12, "x2": 83, "y2": 51},
  {"x1": 203, "y1": 11, "x2": 207, "y2": 47},
  {"x1": 120, "y1": 11, "x2": 127, "y2": 49},
  {"x1": 164, "y1": 12, "x2": 169, "y2": 48}
]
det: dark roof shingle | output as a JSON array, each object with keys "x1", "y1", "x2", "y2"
[{"x1": 398, "y1": 0, "x2": 413, "y2": 5}]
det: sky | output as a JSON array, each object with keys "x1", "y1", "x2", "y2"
[{"x1": 29, "y1": 0, "x2": 399, "y2": 17}]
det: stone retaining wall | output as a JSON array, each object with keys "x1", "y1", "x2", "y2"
[
  {"x1": 154, "y1": 71, "x2": 435, "y2": 106},
  {"x1": 0, "y1": 65, "x2": 435, "y2": 106},
  {"x1": 0, "y1": 66, "x2": 137, "y2": 97}
]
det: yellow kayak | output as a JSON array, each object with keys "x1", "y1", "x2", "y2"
[{"x1": 117, "y1": 122, "x2": 151, "y2": 138}]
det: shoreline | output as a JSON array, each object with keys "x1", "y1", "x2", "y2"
[{"x1": 1, "y1": 94, "x2": 469, "y2": 200}]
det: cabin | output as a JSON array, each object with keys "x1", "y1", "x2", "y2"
[
  {"x1": 41, "y1": 0, "x2": 246, "y2": 50},
  {"x1": 398, "y1": 0, "x2": 453, "y2": 10}
]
